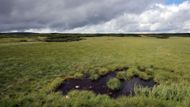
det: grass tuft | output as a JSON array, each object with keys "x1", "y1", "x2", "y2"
[{"x1": 107, "y1": 78, "x2": 121, "y2": 90}]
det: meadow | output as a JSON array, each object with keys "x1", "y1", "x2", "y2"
[{"x1": 0, "y1": 34, "x2": 190, "y2": 107}]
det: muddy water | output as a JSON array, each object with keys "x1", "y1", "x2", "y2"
[{"x1": 56, "y1": 71, "x2": 155, "y2": 98}]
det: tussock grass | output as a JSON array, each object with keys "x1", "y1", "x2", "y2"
[
  {"x1": 135, "y1": 83, "x2": 190, "y2": 102},
  {"x1": 45, "y1": 77, "x2": 64, "y2": 93},
  {"x1": 0, "y1": 36, "x2": 190, "y2": 107},
  {"x1": 116, "y1": 66, "x2": 154, "y2": 80},
  {"x1": 107, "y1": 78, "x2": 121, "y2": 90}
]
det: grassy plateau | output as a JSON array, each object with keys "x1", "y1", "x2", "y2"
[{"x1": 0, "y1": 34, "x2": 190, "y2": 107}]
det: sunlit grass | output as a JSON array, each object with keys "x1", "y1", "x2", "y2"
[{"x1": 0, "y1": 36, "x2": 190, "y2": 107}]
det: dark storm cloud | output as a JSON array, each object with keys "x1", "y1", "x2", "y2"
[
  {"x1": 0, "y1": 0, "x2": 13, "y2": 15},
  {"x1": 0, "y1": 0, "x2": 162, "y2": 32}
]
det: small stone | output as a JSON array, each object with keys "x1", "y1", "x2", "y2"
[
  {"x1": 65, "y1": 96, "x2": 70, "y2": 99},
  {"x1": 75, "y1": 85, "x2": 79, "y2": 89}
]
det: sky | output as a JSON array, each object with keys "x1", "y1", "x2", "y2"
[
  {"x1": 165, "y1": 0, "x2": 185, "y2": 4},
  {"x1": 0, "y1": 0, "x2": 190, "y2": 33}
]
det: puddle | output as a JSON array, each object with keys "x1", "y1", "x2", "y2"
[{"x1": 55, "y1": 69, "x2": 155, "y2": 98}]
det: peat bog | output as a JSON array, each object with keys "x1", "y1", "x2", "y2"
[{"x1": 55, "y1": 66, "x2": 155, "y2": 98}]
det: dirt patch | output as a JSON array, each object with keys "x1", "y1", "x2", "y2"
[{"x1": 55, "y1": 69, "x2": 155, "y2": 98}]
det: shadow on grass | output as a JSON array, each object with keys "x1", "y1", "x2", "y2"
[{"x1": 45, "y1": 36, "x2": 84, "y2": 42}]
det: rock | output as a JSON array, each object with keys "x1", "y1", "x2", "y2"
[
  {"x1": 65, "y1": 96, "x2": 70, "y2": 99},
  {"x1": 75, "y1": 85, "x2": 79, "y2": 89}
]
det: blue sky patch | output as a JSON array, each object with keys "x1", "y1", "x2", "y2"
[{"x1": 165, "y1": 0, "x2": 187, "y2": 4}]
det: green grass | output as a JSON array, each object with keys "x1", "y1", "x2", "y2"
[
  {"x1": 107, "y1": 78, "x2": 121, "y2": 90},
  {"x1": 116, "y1": 66, "x2": 153, "y2": 80},
  {"x1": 0, "y1": 36, "x2": 190, "y2": 107}
]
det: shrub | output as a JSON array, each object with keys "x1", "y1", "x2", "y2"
[{"x1": 107, "y1": 78, "x2": 121, "y2": 90}]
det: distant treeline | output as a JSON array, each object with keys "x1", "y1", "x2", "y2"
[{"x1": 0, "y1": 32, "x2": 190, "y2": 38}]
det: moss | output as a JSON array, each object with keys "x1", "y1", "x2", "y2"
[{"x1": 107, "y1": 78, "x2": 121, "y2": 90}]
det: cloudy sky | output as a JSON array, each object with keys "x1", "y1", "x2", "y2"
[{"x1": 0, "y1": 0, "x2": 190, "y2": 33}]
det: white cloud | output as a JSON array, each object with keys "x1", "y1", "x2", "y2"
[
  {"x1": 65, "y1": 1, "x2": 190, "y2": 33},
  {"x1": 1, "y1": 0, "x2": 189, "y2": 33}
]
